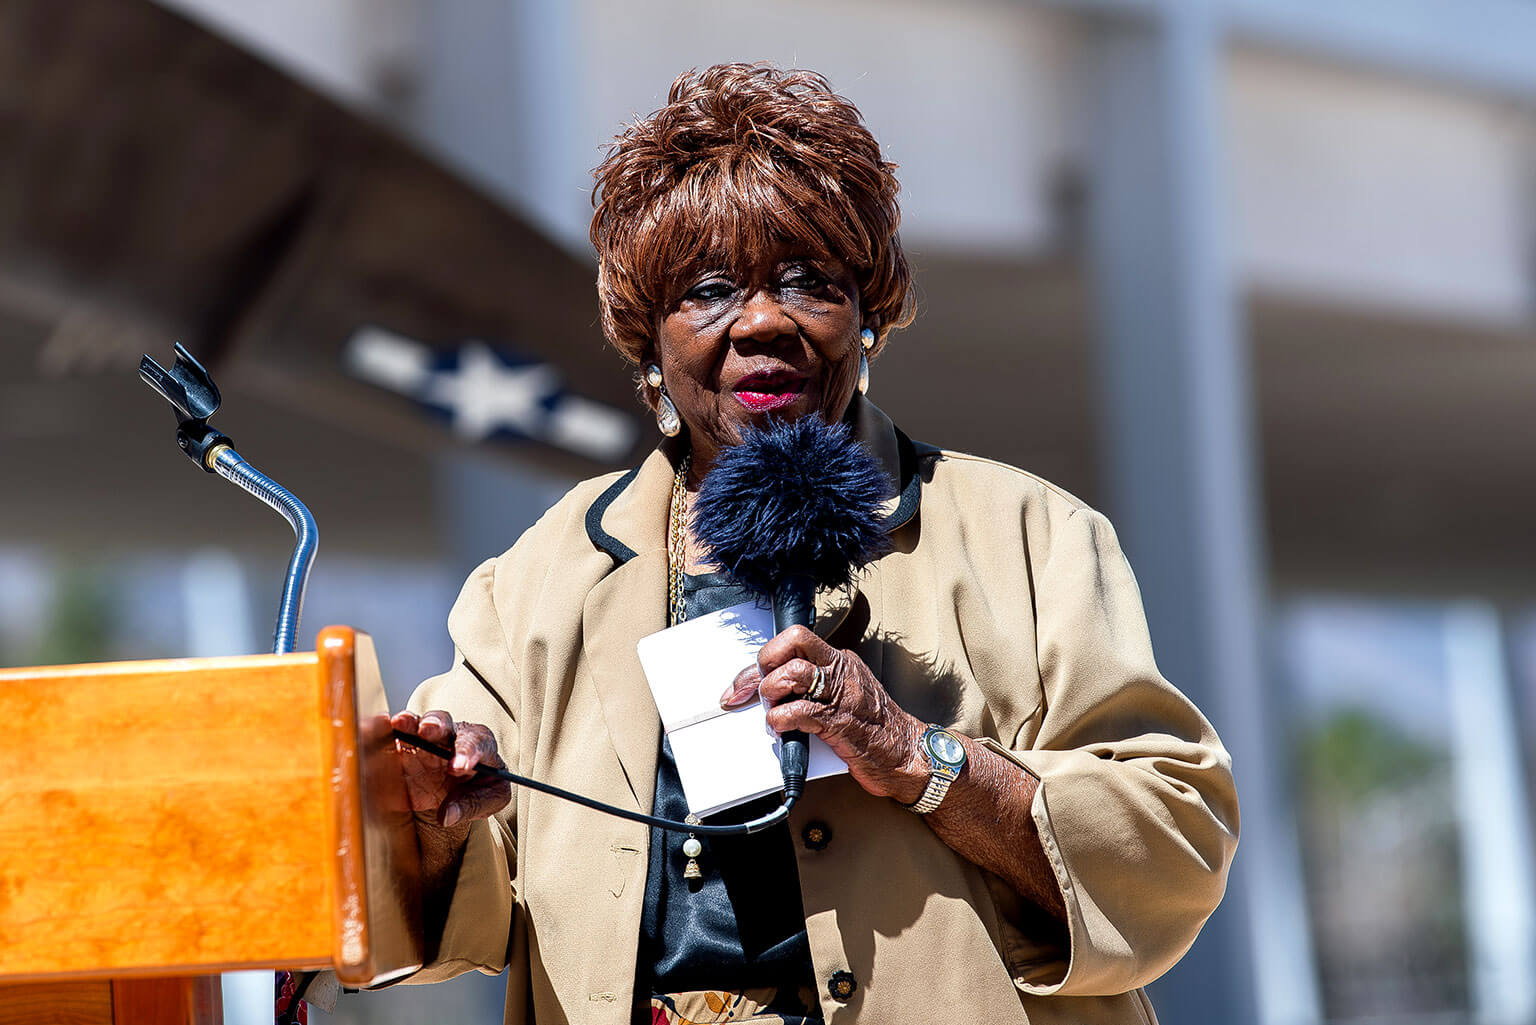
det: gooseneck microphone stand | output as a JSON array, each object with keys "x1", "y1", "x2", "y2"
[{"x1": 140, "y1": 344, "x2": 317, "y2": 656}]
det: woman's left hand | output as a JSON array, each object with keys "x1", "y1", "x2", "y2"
[{"x1": 721, "y1": 624, "x2": 926, "y2": 804}]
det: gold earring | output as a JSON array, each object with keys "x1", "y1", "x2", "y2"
[
  {"x1": 645, "y1": 363, "x2": 681, "y2": 437},
  {"x1": 857, "y1": 328, "x2": 875, "y2": 395}
]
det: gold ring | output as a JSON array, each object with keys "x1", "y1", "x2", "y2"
[{"x1": 806, "y1": 663, "x2": 831, "y2": 703}]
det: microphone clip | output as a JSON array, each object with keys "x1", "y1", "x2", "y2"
[{"x1": 139, "y1": 342, "x2": 232, "y2": 471}]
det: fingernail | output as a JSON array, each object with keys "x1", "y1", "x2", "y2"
[
  {"x1": 442, "y1": 805, "x2": 462, "y2": 828},
  {"x1": 453, "y1": 755, "x2": 471, "y2": 772}
]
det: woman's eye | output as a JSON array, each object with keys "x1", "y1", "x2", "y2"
[
  {"x1": 783, "y1": 268, "x2": 829, "y2": 291},
  {"x1": 685, "y1": 280, "x2": 734, "y2": 302}
]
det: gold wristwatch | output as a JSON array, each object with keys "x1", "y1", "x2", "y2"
[{"x1": 904, "y1": 725, "x2": 967, "y2": 814}]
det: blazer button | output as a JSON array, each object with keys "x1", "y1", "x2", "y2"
[
  {"x1": 828, "y1": 971, "x2": 858, "y2": 1002},
  {"x1": 802, "y1": 820, "x2": 832, "y2": 851}
]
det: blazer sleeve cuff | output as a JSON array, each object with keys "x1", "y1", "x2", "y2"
[
  {"x1": 400, "y1": 815, "x2": 517, "y2": 986},
  {"x1": 976, "y1": 737, "x2": 1235, "y2": 998}
]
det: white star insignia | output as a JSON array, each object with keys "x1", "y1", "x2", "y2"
[
  {"x1": 345, "y1": 327, "x2": 637, "y2": 460},
  {"x1": 421, "y1": 342, "x2": 558, "y2": 442}
]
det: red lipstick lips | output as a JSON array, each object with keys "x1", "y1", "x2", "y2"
[{"x1": 733, "y1": 370, "x2": 807, "y2": 412}]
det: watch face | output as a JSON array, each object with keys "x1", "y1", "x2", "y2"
[{"x1": 926, "y1": 730, "x2": 966, "y2": 768}]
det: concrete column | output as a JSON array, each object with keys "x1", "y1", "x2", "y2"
[
  {"x1": 1445, "y1": 603, "x2": 1536, "y2": 1025},
  {"x1": 1081, "y1": 5, "x2": 1318, "y2": 1024}
]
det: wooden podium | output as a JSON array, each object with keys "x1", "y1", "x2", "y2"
[{"x1": 0, "y1": 626, "x2": 423, "y2": 1024}]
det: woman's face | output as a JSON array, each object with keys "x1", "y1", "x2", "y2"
[{"x1": 652, "y1": 241, "x2": 864, "y2": 474}]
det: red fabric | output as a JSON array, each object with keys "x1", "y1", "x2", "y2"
[{"x1": 275, "y1": 970, "x2": 308, "y2": 1025}]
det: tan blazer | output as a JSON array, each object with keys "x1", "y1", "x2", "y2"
[{"x1": 404, "y1": 396, "x2": 1239, "y2": 1024}]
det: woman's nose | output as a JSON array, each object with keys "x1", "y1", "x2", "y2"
[{"x1": 730, "y1": 290, "x2": 797, "y2": 344}]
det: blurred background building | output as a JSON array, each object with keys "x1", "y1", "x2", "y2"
[{"x1": 1, "y1": 0, "x2": 1533, "y2": 1022}]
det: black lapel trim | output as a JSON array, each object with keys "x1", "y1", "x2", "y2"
[
  {"x1": 586, "y1": 427, "x2": 925, "y2": 563},
  {"x1": 585, "y1": 467, "x2": 640, "y2": 564},
  {"x1": 882, "y1": 428, "x2": 925, "y2": 534}
]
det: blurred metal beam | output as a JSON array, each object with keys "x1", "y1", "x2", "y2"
[
  {"x1": 1080, "y1": 5, "x2": 1317, "y2": 1024},
  {"x1": 1043, "y1": 0, "x2": 1536, "y2": 100},
  {"x1": 0, "y1": 0, "x2": 641, "y2": 461},
  {"x1": 0, "y1": 0, "x2": 646, "y2": 554},
  {"x1": 1226, "y1": 0, "x2": 1536, "y2": 100}
]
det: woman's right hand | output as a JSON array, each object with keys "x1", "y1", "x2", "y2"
[{"x1": 392, "y1": 709, "x2": 513, "y2": 830}]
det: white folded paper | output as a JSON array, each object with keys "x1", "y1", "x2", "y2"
[{"x1": 637, "y1": 599, "x2": 848, "y2": 818}]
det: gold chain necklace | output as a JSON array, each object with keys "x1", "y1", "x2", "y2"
[
  {"x1": 665, "y1": 451, "x2": 704, "y2": 878},
  {"x1": 667, "y1": 452, "x2": 690, "y2": 627}
]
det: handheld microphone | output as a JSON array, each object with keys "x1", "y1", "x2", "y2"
[{"x1": 692, "y1": 416, "x2": 893, "y2": 801}]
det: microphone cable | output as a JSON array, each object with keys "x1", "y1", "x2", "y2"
[{"x1": 393, "y1": 730, "x2": 795, "y2": 835}]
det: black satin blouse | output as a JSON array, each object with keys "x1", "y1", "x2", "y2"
[{"x1": 635, "y1": 573, "x2": 816, "y2": 997}]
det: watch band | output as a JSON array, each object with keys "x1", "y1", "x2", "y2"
[
  {"x1": 905, "y1": 766, "x2": 957, "y2": 815},
  {"x1": 904, "y1": 725, "x2": 966, "y2": 815}
]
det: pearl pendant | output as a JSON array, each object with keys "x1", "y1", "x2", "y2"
[
  {"x1": 682, "y1": 833, "x2": 703, "y2": 879},
  {"x1": 656, "y1": 392, "x2": 681, "y2": 437}
]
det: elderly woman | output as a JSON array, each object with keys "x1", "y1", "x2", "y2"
[{"x1": 390, "y1": 63, "x2": 1238, "y2": 1025}]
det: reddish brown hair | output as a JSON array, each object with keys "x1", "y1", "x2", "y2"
[{"x1": 590, "y1": 63, "x2": 913, "y2": 365}]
